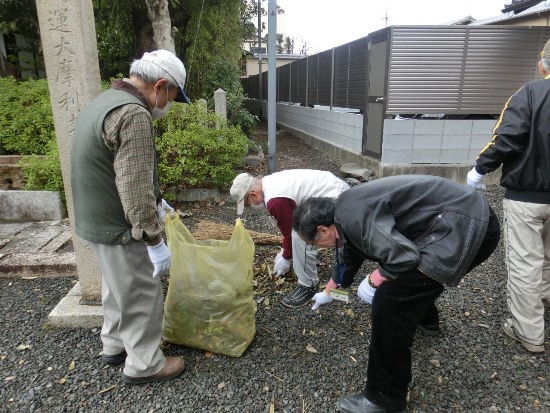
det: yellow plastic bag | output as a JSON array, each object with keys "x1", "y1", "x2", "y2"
[{"x1": 162, "y1": 215, "x2": 256, "y2": 357}]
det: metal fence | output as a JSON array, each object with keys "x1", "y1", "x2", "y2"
[{"x1": 241, "y1": 25, "x2": 550, "y2": 115}]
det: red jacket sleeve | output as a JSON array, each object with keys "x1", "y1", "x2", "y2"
[{"x1": 266, "y1": 197, "x2": 297, "y2": 259}]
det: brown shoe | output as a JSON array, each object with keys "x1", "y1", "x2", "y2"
[{"x1": 121, "y1": 356, "x2": 185, "y2": 385}]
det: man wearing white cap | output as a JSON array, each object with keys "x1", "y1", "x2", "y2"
[
  {"x1": 71, "y1": 50, "x2": 189, "y2": 384},
  {"x1": 466, "y1": 38, "x2": 550, "y2": 353},
  {"x1": 230, "y1": 169, "x2": 349, "y2": 308}
]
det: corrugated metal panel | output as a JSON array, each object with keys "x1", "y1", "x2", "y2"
[
  {"x1": 348, "y1": 38, "x2": 368, "y2": 109},
  {"x1": 317, "y1": 50, "x2": 332, "y2": 106},
  {"x1": 290, "y1": 61, "x2": 299, "y2": 103},
  {"x1": 278, "y1": 64, "x2": 290, "y2": 102},
  {"x1": 307, "y1": 55, "x2": 319, "y2": 104},
  {"x1": 296, "y1": 59, "x2": 308, "y2": 103},
  {"x1": 333, "y1": 45, "x2": 349, "y2": 107},
  {"x1": 387, "y1": 26, "x2": 550, "y2": 114}
]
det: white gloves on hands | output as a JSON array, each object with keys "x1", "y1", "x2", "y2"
[
  {"x1": 311, "y1": 291, "x2": 333, "y2": 310},
  {"x1": 466, "y1": 167, "x2": 486, "y2": 190},
  {"x1": 272, "y1": 251, "x2": 291, "y2": 278},
  {"x1": 357, "y1": 277, "x2": 377, "y2": 305},
  {"x1": 147, "y1": 239, "x2": 171, "y2": 278},
  {"x1": 157, "y1": 199, "x2": 174, "y2": 222}
]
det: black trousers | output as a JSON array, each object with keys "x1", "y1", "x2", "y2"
[{"x1": 364, "y1": 206, "x2": 501, "y2": 411}]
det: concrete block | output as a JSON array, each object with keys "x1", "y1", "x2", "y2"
[
  {"x1": 412, "y1": 149, "x2": 441, "y2": 163},
  {"x1": 472, "y1": 120, "x2": 497, "y2": 135},
  {"x1": 175, "y1": 188, "x2": 222, "y2": 203},
  {"x1": 441, "y1": 134, "x2": 471, "y2": 149},
  {"x1": 440, "y1": 148, "x2": 471, "y2": 164},
  {"x1": 384, "y1": 119, "x2": 415, "y2": 135},
  {"x1": 382, "y1": 149, "x2": 413, "y2": 164},
  {"x1": 0, "y1": 190, "x2": 65, "y2": 221},
  {"x1": 48, "y1": 282, "x2": 103, "y2": 328},
  {"x1": 382, "y1": 134, "x2": 414, "y2": 150},
  {"x1": 443, "y1": 120, "x2": 473, "y2": 135},
  {"x1": 413, "y1": 120, "x2": 444, "y2": 135},
  {"x1": 413, "y1": 134, "x2": 443, "y2": 150}
]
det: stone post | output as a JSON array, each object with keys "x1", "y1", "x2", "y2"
[
  {"x1": 214, "y1": 88, "x2": 227, "y2": 127},
  {"x1": 36, "y1": 0, "x2": 102, "y2": 303}
]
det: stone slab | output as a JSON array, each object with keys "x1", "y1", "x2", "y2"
[
  {"x1": 0, "y1": 252, "x2": 76, "y2": 278},
  {"x1": 0, "y1": 190, "x2": 66, "y2": 221},
  {"x1": 48, "y1": 282, "x2": 103, "y2": 328}
]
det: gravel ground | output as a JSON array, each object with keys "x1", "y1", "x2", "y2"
[{"x1": 2, "y1": 123, "x2": 550, "y2": 413}]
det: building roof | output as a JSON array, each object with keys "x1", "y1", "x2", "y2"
[{"x1": 468, "y1": 1, "x2": 550, "y2": 25}]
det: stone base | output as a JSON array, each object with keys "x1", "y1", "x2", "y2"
[{"x1": 48, "y1": 282, "x2": 103, "y2": 328}]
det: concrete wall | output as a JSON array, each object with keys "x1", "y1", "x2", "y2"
[
  {"x1": 246, "y1": 99, "x2": 501, "y2": 183},
  {"x1": 382, "y1": 119, "x2": 496, "y2": 164}
]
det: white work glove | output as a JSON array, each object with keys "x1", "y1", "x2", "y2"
[
  {"x1": 357, "y1": 277, "x2": 377, "y2": 305},
  {"x1": 147, "y1": 239, "x2": 171, "y2": 278},
  {"x1": 272, "y1": 251, "x2": 291, "y2": 279},
  {"x1": 157, "y1": 199, "x2": 174, "y2": 222},
  {"x1": 311, "y1": 291, "x2": 333, "y2": 310},
  {"x1": 466, "y1": 167, "x2": 486, "y2": 190}
]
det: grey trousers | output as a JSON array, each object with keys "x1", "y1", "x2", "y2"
[
  {"x1": 504, "y1": 199, "x2": 550, "y2": 346},
  {"x1": 89, "y1": 240, "x2": 166, "y2": 377},
  {"x1": 292, "y1": 180, "x2": 350, "y2": 287}
]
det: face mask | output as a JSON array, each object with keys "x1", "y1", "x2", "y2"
[{"x1": 151, "y1": 85, "x2": 171, "y2": 120}]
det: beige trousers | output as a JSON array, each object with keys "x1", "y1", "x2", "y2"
[
  {"x1": 503, "y1": 199, "x2": 550, "y2": 346},
  {"x1": 89, "y1": 240, "x2": 166, "y2": 377}
]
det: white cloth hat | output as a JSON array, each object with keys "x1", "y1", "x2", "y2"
[
  {"x1": 141, "y1": 49, "x2": 190, "y2": 103},
  {"x1": 230, "y1": 173, "x2": 254, "y2": 215},
  {"x1": 357, "y1": 276, "x2": 376, "y2": 305}
]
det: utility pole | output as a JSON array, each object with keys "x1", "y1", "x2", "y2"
[
  {"x1": 267, "y1": 0, "x2": 276, "y2": 173},
  {"x1": 257, "y1": 0, "x2": 263, "y2": 119}
]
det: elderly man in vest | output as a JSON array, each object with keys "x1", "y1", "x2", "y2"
[
  {"x1": 230, "y1": 169, "x2": 349, "y2": 308},
  {"x1": 71, "y1": 50, "x2": 189, "y2": 384}
]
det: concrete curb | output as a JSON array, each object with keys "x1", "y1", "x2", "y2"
[{"x1": 47, "y1": 282, "x2": 103, "y2": 328}]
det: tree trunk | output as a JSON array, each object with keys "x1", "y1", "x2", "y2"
[
  {"x1": 145, "y1": 0, "x2": 175, "y2": 52},
  {"x1": 132, "y1": 0, "x2": 156, "y2": 57}
]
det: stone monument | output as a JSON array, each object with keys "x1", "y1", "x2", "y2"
[{"x1": 36, "y1": 0, "x2": 102, "y2": 306}]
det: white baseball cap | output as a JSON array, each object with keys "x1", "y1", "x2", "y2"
[
  {"x1": 141, "y1": 49, "x2": 190, "y2": 103},
  {"x1": 230, "y1": 173, "x2": 254, "y2": 215}
]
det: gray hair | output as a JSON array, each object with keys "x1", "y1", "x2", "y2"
[
  {"x1": 541, "y1": 57, "x2": 550, "y2": 74},
  {"x1": 292, "y1": 197, "x2": 336, "y2": 242},
  {"x1": 129, "y1": 59, "x2": 179, "y2": 88}
]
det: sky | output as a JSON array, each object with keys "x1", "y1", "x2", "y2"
[{"x1": 271, "y1": 0, "x2": 510, "y2": 53}]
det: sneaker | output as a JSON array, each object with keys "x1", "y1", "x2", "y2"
[
  {"x1": 102, "y1": 350, "x2": 127, "y2": 366},
  {"x1": 417, "y1": 323, "x2": 440, "y2": 337},
  {"x1": 337, "y1": 393, "x2": 407, "y2": 413},
  {"x1": 502, "y1": 321, "x2": 544, "y2": 353},
  {"x1": 282, "y1": 284, "x2": 317, "y2": 308},
  {"x1": 121, "y1": 356, "x2": 185, "y2": 385}
]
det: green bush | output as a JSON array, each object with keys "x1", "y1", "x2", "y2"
[
  {"x1": 0, "y1": 77, "x2": 55, "y2": 155},
  {"x1": 155, "y1": 102, "x2": 253, "y2": 197},
  {"x1": 18, "y1": 139, "x2": 65, "y2": 203}
]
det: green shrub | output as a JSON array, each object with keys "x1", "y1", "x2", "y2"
[
  {"x1": 18, "y1": 139, "x2": 65, "y2": 203},
  {"x1": 0, "y1": 77, "x2": 55, "y2": 155},
  {"x1": 155, "y1": 102, "x2": 253, "y2": 196}
]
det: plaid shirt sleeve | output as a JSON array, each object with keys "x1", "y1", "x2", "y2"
[{"x1": 103, "y1": 104, "x2": 163, "y2": 245}]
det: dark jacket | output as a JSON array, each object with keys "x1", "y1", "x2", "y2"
[
  {"x1": 475, "y1": 75, "x2": 550, "y2": 204},
  {"x1": 332, "y1": 175, "x2": 490, "y2": 287}
]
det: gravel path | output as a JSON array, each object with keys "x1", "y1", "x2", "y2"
[{"x1": 1, "y1": 124, "x2": 550, "y2": 413}]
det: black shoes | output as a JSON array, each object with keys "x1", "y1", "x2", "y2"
[
  {"x1": 337, "y1": 394, "x2": 406, "y2": 413},
  {"x1": 102, "y1": 350, "x2": 127, "y2": 366},
  {"x1": 281, "y1": 284, "x2": 317, "y2": 308},
  {"x1": 417, "y1": 323, "x2": 440, "y2": 336}
]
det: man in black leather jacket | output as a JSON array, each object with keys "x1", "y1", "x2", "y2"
[{"x1": 292, "y1": 175, "x2": 500, "y2": 413}]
